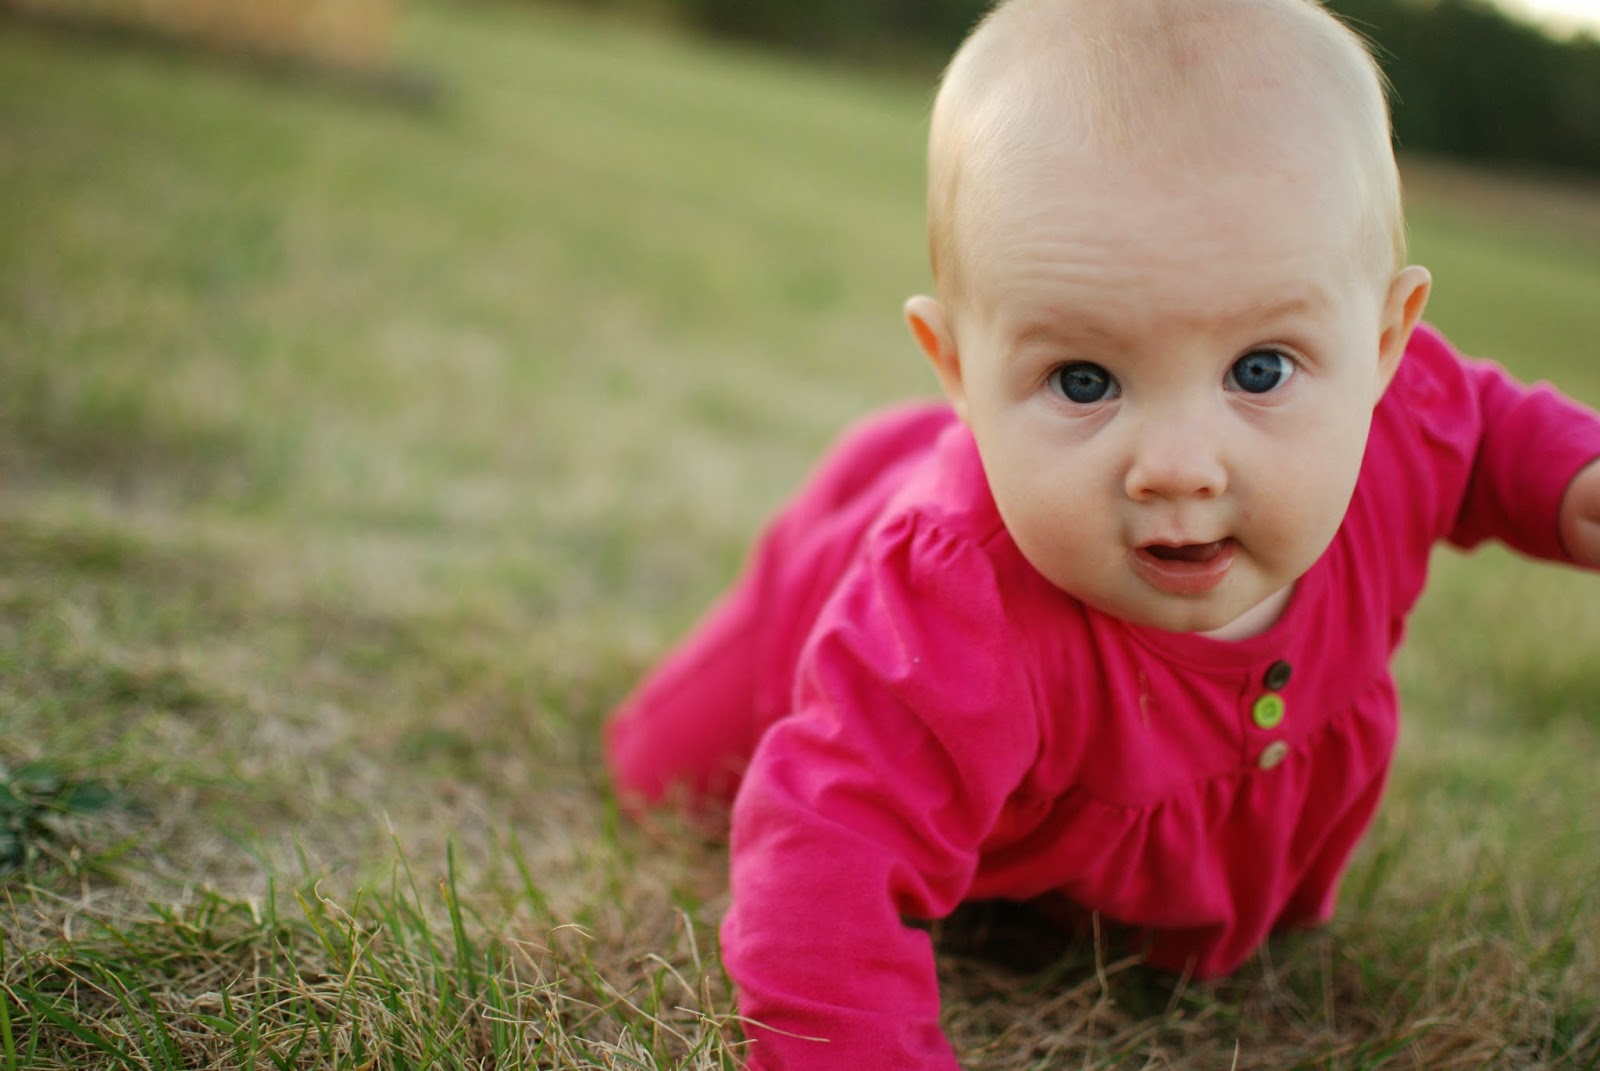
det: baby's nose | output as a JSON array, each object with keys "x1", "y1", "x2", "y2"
[{"x1": 1124, "y1": 420, "x2": 1228, "y2": 501}]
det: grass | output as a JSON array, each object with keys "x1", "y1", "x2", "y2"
[{"x1": 1, "y1": 2, "x2": 1598, "y2": 1067}]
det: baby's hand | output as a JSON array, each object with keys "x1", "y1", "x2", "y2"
[{"x1": 1559, "y1": 459, "x2": 1600, "y2": 568}]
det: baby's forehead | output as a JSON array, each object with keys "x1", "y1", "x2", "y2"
[{"x1": 928, "y1": 0, "x2": 1401, "y2": 294}]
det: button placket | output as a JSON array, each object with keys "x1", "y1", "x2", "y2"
[{"x1": 1248, "y1": 659, "x2": 1292, "y2": 769}]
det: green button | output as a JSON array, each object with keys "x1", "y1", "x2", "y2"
[{"x1": 1252, "y1": 693, "x2": 1286, "y2": 730}]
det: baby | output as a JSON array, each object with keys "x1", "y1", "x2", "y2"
[{"x1": 606, "y1": 0, "x2": 1600, "y2": 1067}]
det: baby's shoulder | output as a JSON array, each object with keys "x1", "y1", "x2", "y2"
[
  {"x1": 1378, "y1": 321, "x2": 1478, "y2": 432},
  {"x1": 863, "y1": 421, "x2": 1047, "y2": 608}
]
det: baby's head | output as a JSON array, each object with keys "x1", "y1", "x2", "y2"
[{"x1": 905, "y1": 0, "x2": 1433, "y2": 638}]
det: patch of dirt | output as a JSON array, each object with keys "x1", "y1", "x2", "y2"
[{"x1": 1401, "y1": 154, "x2": 1600, "y2": 247}]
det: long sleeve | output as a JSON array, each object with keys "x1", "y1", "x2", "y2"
[
  {"x1": 1411, "y1": 328, "x2": 1600, "y2": 560},
  {"x1": 721, "y1": 515, "x2": 1042, "y2": 1071}
]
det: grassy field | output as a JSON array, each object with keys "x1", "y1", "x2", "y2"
[{"x1": 2, "y1": 2, "x2": 1598, "y2": 1067}]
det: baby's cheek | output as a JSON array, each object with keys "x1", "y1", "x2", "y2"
[{"x1": 1266, "y1": 472, "x2": 1352, "y2": 570}]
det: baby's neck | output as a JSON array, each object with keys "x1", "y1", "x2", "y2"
[{"x1": 1201, "y1": 585, "x2": 1294, "y2": 642}]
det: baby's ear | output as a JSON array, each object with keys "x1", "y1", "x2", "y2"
[
  {"x1": 904, "y1": 295, "x2": 967, "y2": 420},
  {"x1": 1376, "y1": 265, "x2": 1432, "y2": 398}
]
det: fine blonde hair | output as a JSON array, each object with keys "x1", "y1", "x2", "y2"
[{"x1": 926, "y1": 0, "x2": 1405, "y2": 306}]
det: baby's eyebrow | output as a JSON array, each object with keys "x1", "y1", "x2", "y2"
[
  {"x1": 1012, "y1": 316, "x2": 1123, "y2": 351},
  {"x1": 1224, "y1": 291, "x2": 1328, "y2": 326},
  {"x1": 1015, "y1": 288, "x2": 1331, "y2": 351}
]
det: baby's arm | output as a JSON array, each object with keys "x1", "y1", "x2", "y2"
[
  {"x1": 1406, "y1": 327, "x2": 1600, "y2": 563},
  {"x1": 726, "y1": 711, "x2": 980, "y2": 1071},
  {"x1": 722, "y1": 519, "x2": 1040, "y2": 1071},
  {"x1": 1558, "y1": 459, "x2": 1600, "y2": 567}
]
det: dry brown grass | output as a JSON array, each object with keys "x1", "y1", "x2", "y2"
[{"x1": 0, "y1": 0, "x2": 397, "y2": 68}]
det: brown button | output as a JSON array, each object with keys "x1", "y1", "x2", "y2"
[
  {"x1": 1263, "y1": 660, "x2": 1292, "y2": 691},
  {"x1": 1257, "y1": 740, "x2": 1290, "y2": 770}
]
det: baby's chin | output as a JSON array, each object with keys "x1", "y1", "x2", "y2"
[
  {"x1": 1197, "y1": 595, "x2": 1290, "y2": 641},
  {"x1": 1078, "y1": 586, "x2": 1292, "y2": 640},
  {"x1": 1182, "y1": 591, "x2": 1294, "y2": 640}
]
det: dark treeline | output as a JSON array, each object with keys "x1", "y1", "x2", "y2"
[
  {"x1": 1333, "y1": 0, "x2": 1600, "y2": 173},
  {"x1": 570, "y1": 0, "x2": 1600, "y2": 175}
]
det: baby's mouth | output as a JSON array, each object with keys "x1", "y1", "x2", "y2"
[
  {"x1": 1143, "y1": 539, "x2": 1229, "y2": 563},
  {"x1": 1132, "y1": 538, "x2": 1237, "y2": 595}
]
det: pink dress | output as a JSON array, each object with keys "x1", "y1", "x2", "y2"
[{"x1": 605, "y1": 324, "x2": 1600, "y2": 1071}]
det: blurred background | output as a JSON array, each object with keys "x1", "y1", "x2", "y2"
[
  {"x1": 562, "y1": 0, "x2": 1600, "y2": 175},
  {"x1": 3, "y1": 0, "x2": 1599, "y2": 168}
]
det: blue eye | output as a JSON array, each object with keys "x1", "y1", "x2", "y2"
[
  {"x1": 1049, "y1": 362, "x2": 1120, "y2": 404},
  {"x1": 1226, "y1": 350, "x2": 1296, "y2": 394}
]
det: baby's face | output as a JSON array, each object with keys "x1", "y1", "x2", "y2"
[{"x1": 923, "y1": 141, "x2": 1417, "y2": 637}]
